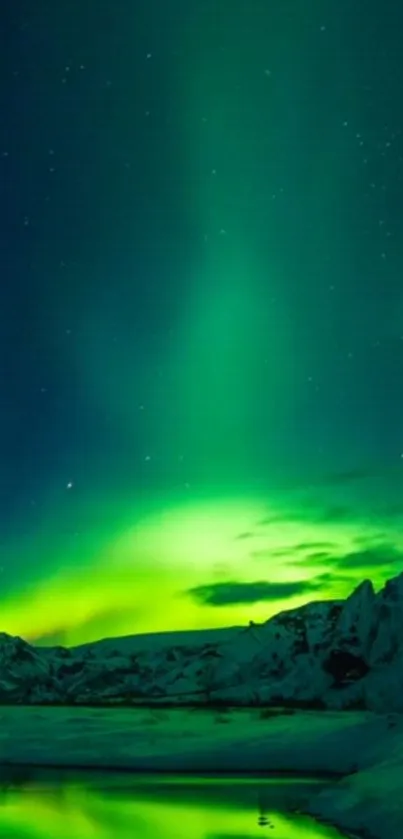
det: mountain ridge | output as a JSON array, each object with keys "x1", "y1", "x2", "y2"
[{"x1": 1, "y1": 571, "x2": 403, "y2": 710}]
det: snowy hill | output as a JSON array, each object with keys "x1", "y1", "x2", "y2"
[{"x1": 2, "y1": 571, "x2": 403, "y2": 710}]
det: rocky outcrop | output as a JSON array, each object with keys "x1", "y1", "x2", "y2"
[{"x1": 2, "y1": 571, "x2": 403, "y2": 710}]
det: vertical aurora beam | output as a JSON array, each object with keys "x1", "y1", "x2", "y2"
[
  {"x1": 164, "y1": 2, "x2": 298, "y2": 492},
  {"x1": 155, "y1": 0, "x2": 360, "y2": 495}
]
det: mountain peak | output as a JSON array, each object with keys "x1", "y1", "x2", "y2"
[{"x1": 1, "y1": 571, "x2": 403, "y2": 711}]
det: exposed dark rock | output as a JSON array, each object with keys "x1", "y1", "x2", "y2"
[
  {"x1": 1, "y1": 572, "x2": 403, "y2": 710},
  {"x1": 323, "y1": 649, "x2": 369, "y2": 686}
]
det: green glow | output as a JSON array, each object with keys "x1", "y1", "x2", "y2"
[
  {"x1": 0, "y1": 6, "x2": 401, "y2": 647},
  {"x1": 1, "y1": 493, "x2": 401, "y2": 646},
  {"x1": 167, "y1": 12, "x2": 298, "y2": 486},
  {"x1": 0, "y1": 779, "x2": 345, "y2": 839}
]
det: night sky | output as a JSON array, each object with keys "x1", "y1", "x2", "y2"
[{"x1": 1, "y1": 0, "x2": 403, "y2": 646}]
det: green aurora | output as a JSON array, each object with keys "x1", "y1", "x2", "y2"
[{"x1": 1, "y1": 0, "x2": 402, "y2": 645}]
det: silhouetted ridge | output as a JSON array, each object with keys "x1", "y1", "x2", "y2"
[{"x1": 1, "y1": 573, "x2": 403, "y2": 710}]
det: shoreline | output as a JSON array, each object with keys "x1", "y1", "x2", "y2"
[{"x1": 0, "y1": 706, "x2": 401, "y2": 838}]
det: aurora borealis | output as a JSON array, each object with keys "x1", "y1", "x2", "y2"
[{"x1": 1, "y1": 0, "x2": 403, "y2": 646}]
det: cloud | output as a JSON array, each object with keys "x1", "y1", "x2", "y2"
[
  {"x1": 291, "y1": 541, "x2": 403, "y2": 572},
  {"x1": 295, "y1": 541, "x2": 335, "y2": 551},
  {"x1": 311, "y1": 571, "x2": 357, "y2": 589},
  {"x1": 251, "y1": 541, "x2": 340, "y2": 567},
  {"x1": 306, "y1": 550, "x2": 333, "y2": 563},
  {"x1": 335, "y1": 544, "x2": 403, "y2": 569},
  {"x1": 251, "y1": 547, "x2": 296, "y2": 560},
  {"x1": 285, "y1": 549, "x2": 337, "y2": 568},
  {"x1": 186, "y1": 579, "x2": 318, "y2": 606},
  {"x1": 251, "y1": 542, "x2": 336, "y2": 562}
]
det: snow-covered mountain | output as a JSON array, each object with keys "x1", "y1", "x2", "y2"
[{"x1": 2, "y1": 571, "x2": 403, "y2": 710}]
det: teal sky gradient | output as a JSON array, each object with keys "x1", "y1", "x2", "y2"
[{"x1": 1, "y1": 0, "x2": 402, "y2": 644}]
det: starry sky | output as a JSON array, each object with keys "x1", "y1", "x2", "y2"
[{"x1": 1, "y1": 0, "x2": 403, "y2": 646}]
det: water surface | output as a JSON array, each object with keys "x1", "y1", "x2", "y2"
[{"x1": 0, "y1": 771, "x2": 348, "y2": 838}]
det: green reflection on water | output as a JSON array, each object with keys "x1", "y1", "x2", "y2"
[{"x1": 0, "y1": 772, "x2": 345, "y2": 838}]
